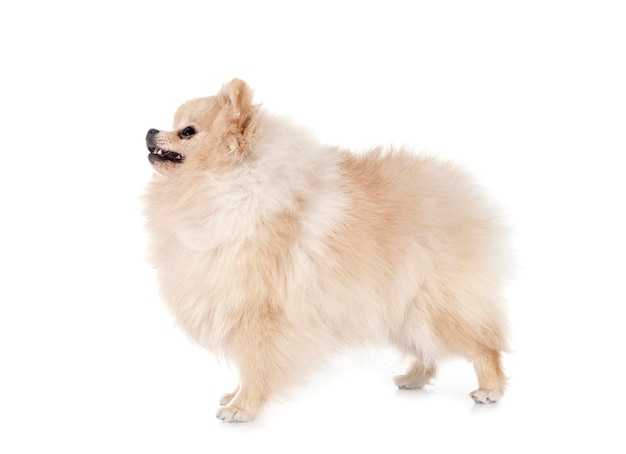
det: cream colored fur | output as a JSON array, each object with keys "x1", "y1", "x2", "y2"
[{"x1": 143, "y1": 79, "x2": 511, "y2": 422}]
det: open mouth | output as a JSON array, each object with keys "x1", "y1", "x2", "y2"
[{"x1": 148, "y1": 146, "x2": 184, "y2": 163}]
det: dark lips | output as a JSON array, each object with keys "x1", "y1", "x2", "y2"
[{"x1": 147, "y1": 146, "x2": 184, "y2": 163}]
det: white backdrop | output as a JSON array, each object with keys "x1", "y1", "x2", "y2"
[{"x1": 1, "y1": 1, "x2": 625, "y2": 452}]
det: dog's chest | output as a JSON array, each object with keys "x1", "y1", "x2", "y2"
[{"x1": 152, "y1": 232, "x2": 255, "y2": 347}]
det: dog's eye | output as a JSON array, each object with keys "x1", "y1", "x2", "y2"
[{"x1": 180, "y1": 126, "x2": 196, "y2": 138}]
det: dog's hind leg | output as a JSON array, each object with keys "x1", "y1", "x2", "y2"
[{"x1": 469, "y1": 349, "x2": 506, "y2": 403}]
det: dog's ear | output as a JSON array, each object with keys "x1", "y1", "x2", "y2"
[
  {"x1": 219, "y1": 78, "x2": 257, "y2": 155},
  {"x1": 219, "y1": 78, "x2": 253, "y2": 116}
]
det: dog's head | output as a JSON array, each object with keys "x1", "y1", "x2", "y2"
[{"x1": 146, "y1": 78, "x2": 258, "y2": 176}]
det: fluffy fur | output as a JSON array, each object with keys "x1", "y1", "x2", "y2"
[{"x1": 143, "y1": 79, "x2": 511, "y2": 422}]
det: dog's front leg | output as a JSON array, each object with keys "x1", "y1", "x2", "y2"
[{"x1": 216, "y1": 311, "x2": 295, "y2": 422}]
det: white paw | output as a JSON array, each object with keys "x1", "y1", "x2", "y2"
[
  {"x1": 470, "y1": 388, "x2": 502, "y2": 404},
  {"x1": 394, "y1": 374, "x2": 429, "y2": 390},
  {"x1": 216, "y1": 405, "x2": 254, "y2": 423}
]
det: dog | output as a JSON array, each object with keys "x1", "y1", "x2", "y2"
[{"x1": 143, "y1": 78, "x2": 511, "y2": 422}]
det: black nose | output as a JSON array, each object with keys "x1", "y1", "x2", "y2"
[{"x1": 146, "y1": 128, "x2": 159, "y2": 140}]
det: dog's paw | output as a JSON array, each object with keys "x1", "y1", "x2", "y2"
[
  {"x1": 216, "y1": 405, "x2": 254, "y2": 423},
  {"x1": 394, "y1": 373, "x2": 429, "y2": 390},
  {"x1": 470, "y1": 388, "x2": 502, "y2": 404}
]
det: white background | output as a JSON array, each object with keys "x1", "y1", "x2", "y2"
[{"x1": 1, "y1": 1, "x2": 625, "y2": 452}]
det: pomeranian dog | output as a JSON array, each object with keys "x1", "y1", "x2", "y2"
[{"x1": 143, "y1": 78, "x2": 511, "y2": 422}]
